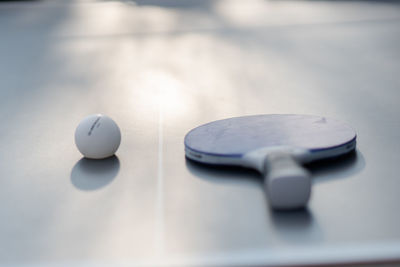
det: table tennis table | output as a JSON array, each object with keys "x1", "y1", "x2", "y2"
[{"x1": 1, "y1": 0, "x2": 400, "y2": 266}]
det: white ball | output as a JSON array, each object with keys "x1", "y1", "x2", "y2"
[{"x1": 75, "y1": 114, "x2": 121, "y2": 159}]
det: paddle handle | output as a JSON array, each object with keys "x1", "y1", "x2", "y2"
[{"x1": 263, "y1": 152, "x2": 311, "y2": 210}]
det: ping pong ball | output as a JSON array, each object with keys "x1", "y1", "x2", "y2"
[{"x1": 75, "y1": 114, "x2": 121, "y2": 159}]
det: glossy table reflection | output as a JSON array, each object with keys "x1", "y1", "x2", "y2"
[{"x1": 1, "y1": 0, "x2": 400, "y2": 266}]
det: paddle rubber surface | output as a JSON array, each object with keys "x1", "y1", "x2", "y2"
[{"x1": 184, "y1": 114, "x2": 356, "y2": 157}]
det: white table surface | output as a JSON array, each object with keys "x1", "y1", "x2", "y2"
[{"x1": 1, "y1": 0, "x2": 400, "y2": 266}]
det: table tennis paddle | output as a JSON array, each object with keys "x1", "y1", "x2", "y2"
[{"x1": 184, "y1": 114, "x2": 356, "y2": 210}]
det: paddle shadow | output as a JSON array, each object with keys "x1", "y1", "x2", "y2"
[
  {"x1": 102, "y1": 0, "x2": 215, "y2": 10},
  {"x1": 306, "y1": 149, "x2": 365, "y2": 183},
  {"x1": 267, "y1": 150, "x2": 363, "y2": 243},
  {"x1": 268, "y1": 208, "x2": 324, "y2": 243},
  {"x1": 186, "y1": 149, "x2": 365, "y2": 186},
  {"x1": 185, "y1": 159, "x2": 261, "y2": 186},
  {"x1": 186, "y1": 149, "x2": 364, "y2": 241},
  {"x1": 70, "y1": 156, "x2": 120, "y2": 191}
]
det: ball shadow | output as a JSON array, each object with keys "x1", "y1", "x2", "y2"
[{"x1": 70, "y1": 156, "x2": 120, "y2": 191}]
